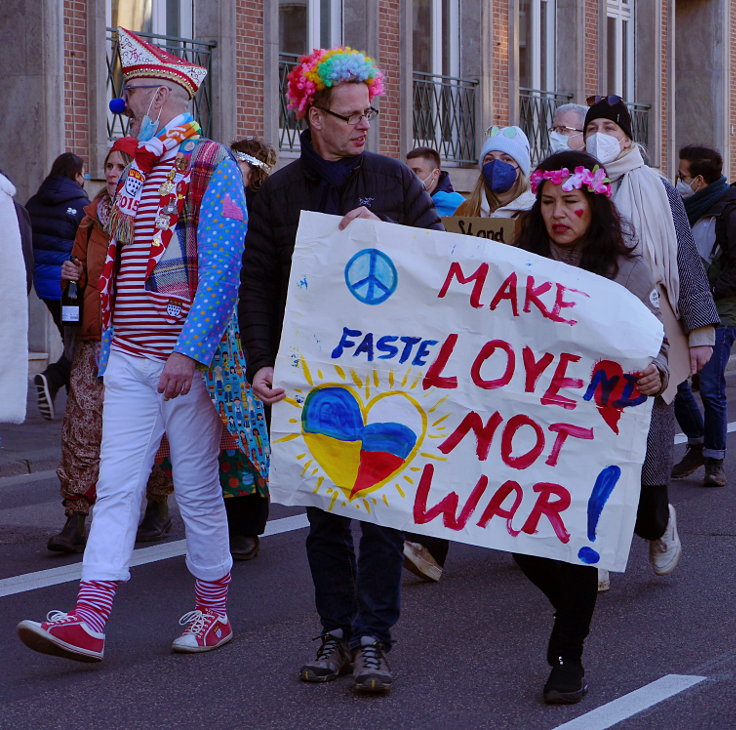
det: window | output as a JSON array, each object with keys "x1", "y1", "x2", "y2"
[
  {"x1": 278, "y1": 1, "x2": 343, "y2": 152},
  {"x1": 519, "y1": 0, "x2": 556, "y2": 91},
  {"x1": 412, "y1": 0, "x2": 459, "y2": 78},
  {"x1": 606, "y1": 0, "x2": 634, "y2": 100},
  {"x1": 107, "y1": 0, "x2": 193, "y2": 37},
  {"x1": 279, "y1": 0, "x2": 342, "y2": 56}
]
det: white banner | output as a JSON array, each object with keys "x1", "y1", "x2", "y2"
[{"x1": 269, "y1": 212, "x2": 663, "y2": 571}]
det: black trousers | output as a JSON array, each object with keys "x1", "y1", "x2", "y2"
[
  {"x1": 224, "y1": 493, "x2": 269, "y2": 536},
  {"x1": 513, "y1": 553, "x2": 598, "y2": 664},
  {"x1": 40, "y1": 298, "x2": 72, "y2": 391},
  {"x1": 634, "y1": 484, "x2": 669, "y2": 541}
]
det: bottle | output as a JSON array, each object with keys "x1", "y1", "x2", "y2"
[{"x1": 61, "y1": 256, "x2": 82, "y2": 327}]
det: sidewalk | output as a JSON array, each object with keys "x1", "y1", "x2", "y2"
[{"x1": 0, "y1": 386, "x2": 65, "y2": 478}]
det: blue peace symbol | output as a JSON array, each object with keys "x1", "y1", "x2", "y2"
[{"x1": 344, "y1": 248, "x2": 398, "y2": 305}]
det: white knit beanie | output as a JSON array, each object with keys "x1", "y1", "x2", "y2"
[{"x1": 479, "y1": 126, "x2": 531, "y2": 177}]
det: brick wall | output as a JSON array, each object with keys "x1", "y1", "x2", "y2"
[
  {"x1": 584, "y1": 0, "x2": 599, "y2": 95},
  {"x1": 377, "y1": 0, "x2": 401, "y2": 157},
  {"x1": 63, "y1": 0, "x2": 90, "y2": 165},
  {"x1": 659, "y1": 0, "x2": 670, "y2": 173},
  {"x1": 234, "y1": 0, "x2": 265, "y2": 140},
  {"x1": 490, "y1": 1, "x2": 510, "y2": 127},
  {"x1": 731, "y1": 0, "x2": 736, "y2": 175}
]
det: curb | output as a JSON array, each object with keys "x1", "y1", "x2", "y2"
[{"x1": 0, "y1": 448, "x2": 60, "y2": 478}]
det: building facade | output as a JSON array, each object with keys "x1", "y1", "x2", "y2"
[{"x1": 1, "y1": 0, "x2": 733, "y2": 363}]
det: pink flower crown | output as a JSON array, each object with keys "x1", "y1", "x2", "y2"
[
  {"x1": 286, "y1": 47, "x2": 385, "y2": 119},
  {"x1": 529, "y1": 165, "x2": 612, "y2": 198}
]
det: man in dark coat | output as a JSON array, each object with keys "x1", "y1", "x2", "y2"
[
  {"x1": 239, "y1": 47, "x2": 441, "y2": 694},
  {"x1": 26, "y1": 153, "x2": 89, "y2": 418},
  {"x1": 673, "y1": 145, "x2": 736, "y2": 487}
]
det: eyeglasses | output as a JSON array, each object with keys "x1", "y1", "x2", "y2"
[
  {"x1": 586, "y1": 94, "x2": 624, "y2": 106},
  {"x1": 549, "y1": 125, "x2": 583, "y2": 135},
  {"x1": 123, "y1": 84, "x2": 161, "y2": 95},
  {"x1": 486, "y1": 125, "x2": 519, "y2": 139},
  {"x1": 316, "y1": 106, "x2": 379, "y2": 125}
]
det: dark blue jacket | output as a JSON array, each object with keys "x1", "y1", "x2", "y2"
[{"x1": 27, "y1": 174, "x2": 89, "y2": 301}]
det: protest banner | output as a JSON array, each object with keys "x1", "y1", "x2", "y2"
[
  {"x1": 441, "y1": 215, "x2": 517, "y2": 243},
  {"x1": 268, "y1": 211, "x2": 664, "y2": 571}
]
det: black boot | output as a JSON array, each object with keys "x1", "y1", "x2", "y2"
[
  {"x1": 544, "y1": 656, "x2": 587, "y2": 704},
  {"x1": 136, "y1": 499, "x2": 172, "y2": 542},
  {"x1": 47, "y1": 513, "x2": 86, "y2": 553}
]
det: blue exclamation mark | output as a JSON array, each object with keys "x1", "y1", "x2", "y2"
[{"x1": 577, "y1": 465, "x2": 622, "y2": 564}]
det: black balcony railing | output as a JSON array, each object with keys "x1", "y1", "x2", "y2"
[
  {"x1": 519, "y1": 89, "x2": 653, "y2": 165},
  {"x1": 519, "y1": 88, "x2": 573, "y2": 166},
  {"x1": 105, "y1": 28, "x2": 216, "y2": 140},
  {"x1": 413, "y1": 72, "x2": 478, "y2": 164},
  {"x1": 279, "y1": 53, "x2": 306, "y2": 152},
  {"x1": 627, "y1": 102, "x2": 651, "y2": 151}
]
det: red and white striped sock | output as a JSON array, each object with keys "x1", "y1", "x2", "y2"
[
  {"x1": 73, "y1": 580, "x2": 118, "y2": 634},
  {"x1": 194, "y1": 573, "x2": 231, "y2": 617}
]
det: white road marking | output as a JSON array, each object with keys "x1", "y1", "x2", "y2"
[
  {"x1": 551, "y1": 674, "x2": 707, "y2": 730},
  {"x1": 0, "y1": 513, "x2": 309, "y2": 598},
  {"x1": 674, "y1": 421, "x2": 736, "y2": 444}
]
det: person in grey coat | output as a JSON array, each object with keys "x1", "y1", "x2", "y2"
[{"x1": 583, "y1": 96, "x2": 719, "y2": 579}]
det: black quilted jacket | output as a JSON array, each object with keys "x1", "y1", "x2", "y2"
[{"x1": 238, "y1": 150, "x2": 443, "y2": 380}]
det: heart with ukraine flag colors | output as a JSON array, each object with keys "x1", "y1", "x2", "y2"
[{"x1": 301, "y1": 385, "x2": 426, "y2": 500}]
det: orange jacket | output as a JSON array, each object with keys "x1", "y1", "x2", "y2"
[{"x1": 66, "y1": 197, "x2": 109, "y2": 341}]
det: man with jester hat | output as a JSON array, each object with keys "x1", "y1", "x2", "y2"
[{"x1": 17, "y1": 27, "x2": 266, "y2": 662}]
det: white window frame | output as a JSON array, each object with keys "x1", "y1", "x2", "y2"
[
  {"x1": 413, "y1": 0, "x2": 460, "y2": 154},
  {"x1": 606, "y1": 0, "x2": 635, "y2": 100},
  {"x1": 308, "y1": 0, "x2": 342, "y2": 49},
  {"x1": 520, "y1": 0, "x2": 556, "y2": 91},
  {"x1": 106, "y1": 1, "x2": 193, "y2": 37}
]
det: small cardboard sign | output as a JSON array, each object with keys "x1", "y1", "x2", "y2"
[{"x1": 442, "y1": 216, "x2": 518, "y2": 244}]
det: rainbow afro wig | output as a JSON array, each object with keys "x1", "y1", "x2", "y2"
[{"x1": 286, "y1": 46, "x2": 385, "y2": 119}]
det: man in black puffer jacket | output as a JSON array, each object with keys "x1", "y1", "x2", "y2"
[
  {"x1": 239, "y1": 47, "x2": 441, "y2": 695},
  {"x1": 26, "y1": 153, "x2": 89, "y2": 418}
]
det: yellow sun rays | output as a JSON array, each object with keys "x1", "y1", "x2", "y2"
[{"x1": 278, "y1": 361, "x2": 450, "y2": 513}]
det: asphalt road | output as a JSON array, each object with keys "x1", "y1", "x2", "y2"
[{"x1": 2, "y1": 377, "x2": 736, "y2": 730}]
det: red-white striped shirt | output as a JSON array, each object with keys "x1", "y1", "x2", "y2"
[{"x1": 112, "y1": 153, "x2": 191, "y2": 361}]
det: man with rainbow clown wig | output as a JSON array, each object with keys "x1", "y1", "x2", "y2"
[
  {"x1": 17, "y1": 28, "x2": 267, "y2": 662},
  {"x1": 239, "y1": 46, "x2": 442, "y2": 693}
]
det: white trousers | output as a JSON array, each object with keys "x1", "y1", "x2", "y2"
[{"x1": 82, "y1": 349, "x2": 233, "y2": 582}]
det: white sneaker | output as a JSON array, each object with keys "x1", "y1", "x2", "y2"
[
  {"x1": 402, "y1": 541, "x2": 443, "y2": 582},
  {"x1": 597, "y1": 568, "x2": 610, "y2": 592},
  {"x1": 648, "y1": 504, "x2": 682, "y2": 576}
]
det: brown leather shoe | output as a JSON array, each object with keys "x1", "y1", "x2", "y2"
[
  {"x1": 230, "y1": 535, "x2": 260, "y2": 561},
  {"x1": 704, "y1": 458, "x2": 727, "y2": 487},
  {"x1": 47, "y1": 513, "x2": 86, "y2": 554}
]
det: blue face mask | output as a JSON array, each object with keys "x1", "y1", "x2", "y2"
[
  {"x1": 138, "y1": 114, "x2": 159, "y2": 141},
  {"x1": 482, "y1": 159, "x2": 518, "y2": 193}
]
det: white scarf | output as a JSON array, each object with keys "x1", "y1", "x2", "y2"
[
  {"x1": 605, "y1": 147, "x2": 680, "y2": 316},
  {"x1": 0, "y1": 173, "x2": 28, "y2": 423},
  {"x1": 481, "y1": 189, "x2": 536, "y2": 218}
]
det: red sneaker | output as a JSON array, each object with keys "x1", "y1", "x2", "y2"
[
  {"x1": 17, "y1": 611, "x2": 105, "y2": 662},
  {"x1": 171, "y1": 608, "x2": 233, "y2": 653}
]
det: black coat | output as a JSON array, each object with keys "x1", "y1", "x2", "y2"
[
  {"x1": 239, "y1": 151, "x2": 443, "y2": 380},
  {"x1": 27, "y1": 174, "x2": 89, "y2": 301}
]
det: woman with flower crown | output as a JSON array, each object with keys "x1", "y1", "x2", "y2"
[
  {"x1": 513, "y1": 150, "x2": 669, "y2": 705},
  {"x1": 454, "y1": 125, "x2": 536, "y2": 219},
  {"x1": 583, "y1": 97, "x2": 718, "y2": 583}
]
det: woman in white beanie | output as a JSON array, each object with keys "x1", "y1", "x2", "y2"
[{"x1": 455, "y1": 125, "x2": 536, "y2": 218}]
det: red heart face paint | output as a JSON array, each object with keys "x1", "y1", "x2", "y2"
[{"x1": 540, "y1": 186, "x2": 592, "y2": 247}]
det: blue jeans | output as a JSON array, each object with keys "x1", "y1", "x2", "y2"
[
  {"x1": 305, "y1": 507, "x2": 404, "y2": 650},
  {"x1": 674, "y1": 326, "x2": 736, "y2": 459}
]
